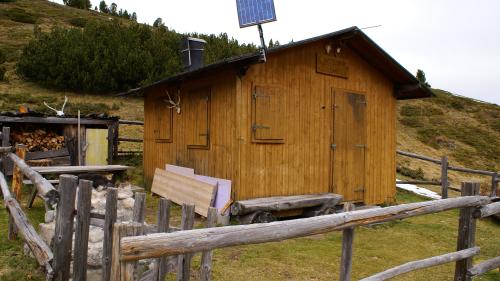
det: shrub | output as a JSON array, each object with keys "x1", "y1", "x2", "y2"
[
  {"x1": 3, "y1": 8, "x2": 37, "y2": 24},
  {"x1": 400, "y1": 116, "x2": 423, "y2": 128},
  {"x1": 397, "y1": 165, "x2": 425, "y2": 180},
  {"x1": 400, "y1": 104, "x2": 443, "y2": 116},
  {"x1": 67, "y1": 17, "x2": 87, "y2": 28},
  {"x1": 0, "y1": 49, "x2": 6, "y2": 64},
  {"x1": 17, "y1": 20, "x2": 257, "y2": 93}
]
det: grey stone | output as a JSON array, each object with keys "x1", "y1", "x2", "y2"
[
  {"x1": 88, "y1": 226, "x2": 104, "y2": 243},
  {"x1": 117, "y1": 188, "x2": 133, "y2": 200}
]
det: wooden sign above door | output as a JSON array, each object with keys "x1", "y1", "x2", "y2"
[{"x1": 316, "y1": 53, "x2": 349, "y2": 78}]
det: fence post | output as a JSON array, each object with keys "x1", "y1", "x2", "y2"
[
  {"x1": 454, "y1": 182, "x2": 479, "y2": 281},
  {"x1": 132, "y1": 192, "x2": 146, "y2": 224},
  {"x1": 200, "y1": 207, "x2": 217, "y2": 281},
  {"x1": 177, "y1": 204, "x2": 195, "y2": 281},
  {"x1": 73, "y1": 179, "x2": 93, "y2": 281},
  {"x1": 52, "y1": 175, "x2": 78, "y2": 281},
  {"x1": 102, "y1": 188, "x2": 118, "y2": 281},
  {"x1": 1, "y1": 126, "x2": 10, "y2": 177},
  {"x1": 441, "y1": 155, "x2": 449, "y2": 199},
  {"x1": 110, "y1": 222, "x2": 143, "y2": 281},
  {"x1": 12, "y1": 144, "x2": 27, "y2": 202},
  {"x1": 339, "y1": 203, "x2": 355, "y2": 281},
  {"x1": 491, "y1": 172, "x2": 498, "y2": 197},
  {"x1": 154, "y1": 198, "x2": 171, "y2": 281}
]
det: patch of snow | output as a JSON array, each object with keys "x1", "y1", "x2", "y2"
[{"x1": 396, "y1": 179, "x2": 442, "y2": 200}]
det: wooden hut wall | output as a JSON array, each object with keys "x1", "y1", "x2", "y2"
[
  {"x1": 236, "y1": 40, "x2": 396, "y2": 204},
  {"x1": 143, "y1": 70, "x2": 237, "y2": 186}
]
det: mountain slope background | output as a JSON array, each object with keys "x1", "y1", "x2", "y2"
[{"x1": 0, "y1": 0, "x2": 499, "y2": 194}]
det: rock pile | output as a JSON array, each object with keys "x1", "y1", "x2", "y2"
[{"x1": 35, "y1": 183, "x2": 141, "y2": 278}]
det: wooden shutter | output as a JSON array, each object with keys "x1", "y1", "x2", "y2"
[
  {"x1": 187, "y1": 88, "x2": 210, "y2": 149},
  {"x1": 155, "y1": 99, "x2": 173, "y2": 142},
  {"x1": 252, "y1": 85, "x2": 285, "y2": 143}
]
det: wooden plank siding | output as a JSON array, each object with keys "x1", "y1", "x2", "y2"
[
  {"x1": 143, "y1": 69, "x2": 237, "y2": 188},
  {"x1": 143, "y1": 38, "x2": 396, "y2": 205}
]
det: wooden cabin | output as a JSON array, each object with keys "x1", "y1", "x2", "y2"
[{"x1": 134, "y1": 27, "x2": 432, "y2": 205}]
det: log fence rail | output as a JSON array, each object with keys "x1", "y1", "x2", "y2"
[{"x1": 397, "y1": 150, "x2": 499, "y2": 199}]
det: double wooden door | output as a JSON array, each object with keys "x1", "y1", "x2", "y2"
[{"x1": 331, "y1": 89, "x2": 367, "y2": 201}]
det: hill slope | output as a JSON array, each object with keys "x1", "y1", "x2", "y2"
[{"x1": 0, "y1": 0, "x2": 499, "y2": 192}]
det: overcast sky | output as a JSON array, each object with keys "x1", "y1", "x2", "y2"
[{"x1": 52, "y1": 0, "x2": 500, "y2": 104}]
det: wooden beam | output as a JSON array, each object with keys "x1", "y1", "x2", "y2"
[
  {"x1": 0, "y1": 146, "x2": 12, "y2": 153},
  {"x1": 118, "y1": 120, "x2": 144, "y2": 125},
  {"x1": 467, "y1": 256, "x2": 500, "y2": 277},
  {"x1": 110, "y1": 222, "x2": 143, "y2": 281},
  {"x1": 396, "y1": 150, "x2": 442, "y2": 164},
  {"x1": 0, "y1": 116, "x2": 114, "y2": 126},
  {"x1": 102, "y1": 188, "x2": 118, "y2": 281},
  {"x1": 359, "y1": 247, "x2": 480, "y2": 281},
  {"x1": 52, "y1": 175, "x2": 78, "y2": 281},
  {"x1": 32, "y1": 165, "x2": 130, "y2": 175},
  {"x1": 231, "y1": 193, "x2": 343, "y2": 216},
  {"x1": 200, "y1": 207, "x2": 217, "y2": 281},
  {"x1": 454, "y1": 182, "x2": 480, "y2": 281},
  {"x1": 120, "y1": 196, "x2": 491, "y2": 261},
  {"x1": 396, "y1": 180, "x2": 441, "y2": 185},
  {"x1": 8, "y1": 153, "x2": 58, "y2": 205},
  {"x1": 448, "y1": 165, "x2": 496, "y2": 176},
  {"x1": 25, "y1": 148, "x2": 69, "y2": 161},
  {"x1": 72, "y1": 179, "x2": 93, "y2": 281},
  {"x1": 117, "y1": 137, "x2": 143, "y2": 143},
  {"x1": 473, "y1": 201, "x2": 500, "y2": 218}
]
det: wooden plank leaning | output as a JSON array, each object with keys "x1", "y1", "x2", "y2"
[
  {"x1": 73, "y1": 179, "x2": 93, "y2": 281},
  {"x1": 120, "y1": 196, "x2": 491, "y2": 261},
  {"x1": 177, "y1": 204, "x2": 195, "y2": 281},
  {"x1": 359, "y1": 247, "x2": 480, "y2": 281},
  {"x1": 52, "y1": 175, "x2": 78, "y2": 281},
  {"x1": 339, "y1": 203, "x2": 355, "y2": 281},
  {"x1": 200, "y1": 207, "x2": 217, "y2": 281},
  {"x1": 0, "y1": 171, "x2": 54, "y2": 270},
  {"x1": 102, "y1": 187, "x2": 118, "y2": 281},
  {"x1": 8, "y1": 153, "x2": 58, "y2": 206},
  {"x1": 454, "y1": 182, "x2": 480, "y2": 281}
]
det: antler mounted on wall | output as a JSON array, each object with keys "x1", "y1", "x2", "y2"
[
  {"x1": 44, "y1": 96, "x2": 68, "y2": 117},
  {"x1": 163, "y1": 90, "x2": 181, "y2": 114}
]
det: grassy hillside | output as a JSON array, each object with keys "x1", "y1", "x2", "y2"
[{"x1": 1, "y1": 0, "x2": 499, "y2": 188}]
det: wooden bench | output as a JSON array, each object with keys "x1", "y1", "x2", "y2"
[{"x1": 231, "y1": 193, "x2": 343, "y2": 224}]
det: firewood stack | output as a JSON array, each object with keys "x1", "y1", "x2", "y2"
[{"x1": 11, "y1": 129, "x2": 65, "y2": 151}]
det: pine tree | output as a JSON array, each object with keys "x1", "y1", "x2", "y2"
[
  {"x1": 131, "y1": 12, "x2": 137, "y2": 21},
  {"x1": 416, "y1": 69, "x2": 431, "y2": 88},
  {"x1": 109, "y1": 3, "x2": 117, "y2": 15},
  {"x1": 99, "y1": 1, "x2": 108, "y2": 13},
  {"x1": 153, "y1": 18, "x2": 163, "y2": 28}
]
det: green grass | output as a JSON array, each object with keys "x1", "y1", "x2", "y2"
[{"x1": 1, "y1": 190, "x2": 498, "y2": 280}]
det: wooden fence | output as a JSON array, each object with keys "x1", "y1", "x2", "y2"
[
  {"x1": 115, "y1": 120, "x2": 143, "y2": 157},
  {"x1": 397, "y1": 150, "x2": 499, "y2": 199}
]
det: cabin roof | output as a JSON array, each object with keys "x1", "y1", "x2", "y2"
[{"x1": 122, "y1": 26, "x2": 433, "y2": 100}]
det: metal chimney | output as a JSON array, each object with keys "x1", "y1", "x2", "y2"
[{"x1": 180, "y1": 37, "x2": 207, "y2": 71}]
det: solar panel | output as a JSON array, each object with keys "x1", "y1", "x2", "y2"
[{"x1": 236, "y1": 0, "x2": 277, "y2": 28}]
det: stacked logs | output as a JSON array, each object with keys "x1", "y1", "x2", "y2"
[{"x1": 11, "y1": 130, "x2": 65, "y2": 151}]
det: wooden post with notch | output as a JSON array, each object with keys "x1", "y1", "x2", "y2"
[
  {"x1": 102, "y1": 187, "x2": 118, "y2": 281},
  {"x1": 110, "y1": 222, "x2": 143, "y2": 281},
  {"x1": 454, "y1": 182, "x2": 479, "y2": 281},
  {"x1": 73, "y1": 179, "x2": 93, "y2": 281},
  {"x1": 441, "y1": 155, "x2": 449, "y2": 199},
  {"x1": 52, "y1": 175, "x2": 78, "y2": 281},
  {"x1": 200, "y1": 207, "x2": 217, "y2": 281},
  {"x1": 177, "y1": 204, "x2": 195, "y2": 281},
  {"x1": 154, "y1": 198, "x2": 171, "y2": 281},
  {"x1": 339, "y1": 203, "x2": 355, "y2": 281}
]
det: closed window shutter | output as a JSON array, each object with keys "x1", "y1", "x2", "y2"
[
  {"x1": 252, "y1": 85, "x2": 284, "y2": 142},
  {"x1": 188, "y1": 88, "x2": 210, "y2": 148},
  {"x1": 155, "y1": 100, "x2": 172, "y2": 142}
]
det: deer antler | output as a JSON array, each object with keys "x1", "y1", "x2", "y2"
[
  {"x1": 163, "y1": 90, "x2": 181, "y2": 114},
  {"x1": 43, "y1": 96, "x2": 68, "y2": 116}
]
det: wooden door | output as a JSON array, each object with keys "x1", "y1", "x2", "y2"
[
  {"x1": 331, "y1": 90, "x2": 366, "y2": 201},
  {"x1": 85, "y1": 128, "x2": 108, "y2": 165}
]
